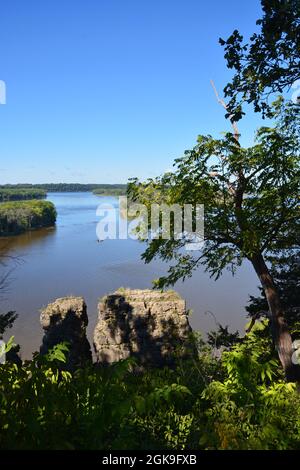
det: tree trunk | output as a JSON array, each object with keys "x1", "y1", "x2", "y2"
[{"x1": 251, "y1": 253, "x2": 300, "y2": 382}]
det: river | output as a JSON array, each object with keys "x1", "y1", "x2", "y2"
[{"x1": 0, "y1": 192, "x2": 259, "y2": 359}]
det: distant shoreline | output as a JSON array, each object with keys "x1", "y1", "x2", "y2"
[
  {"x1": 0, "y1": 184, "x2": 128, "y2": 201},
  {"x1": 0, "y1": 183, "x2": 127, "y2": 193}
]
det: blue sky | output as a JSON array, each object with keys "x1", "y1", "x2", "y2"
[{"x1": 0, "y1": 0, "x2": 265, "y2": 184}]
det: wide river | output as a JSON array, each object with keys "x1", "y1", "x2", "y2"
[{"x1": 0, "y1": 192, "x2": 259, "y2": 358}]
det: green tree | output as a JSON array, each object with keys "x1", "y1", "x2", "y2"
[
  {"x1": 220, "y1": 0, "x2": 300, "y2": 120},
  {"x1": 128, "y1": 99, "x2": 300, "y2": 381}
]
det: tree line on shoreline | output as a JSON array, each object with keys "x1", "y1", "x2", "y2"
[
  {"x1": 0, "y1": 200, "x2": 57, "y2": 236},
  {"x1": 0, "y1": 183, "x2": 127, "y2": 195},
  {"x1": 0, "y1": 188, "x2": 46, "y2": 202}
]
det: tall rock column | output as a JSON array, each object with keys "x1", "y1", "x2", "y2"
[
  {"x1": 93, "y1": 289, "x2": 194, "y2": 367},
  {"x1": 40, "y1": 296, "x2": 92, "y2": 370}
]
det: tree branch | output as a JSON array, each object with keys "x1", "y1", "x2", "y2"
[{"x1": 210, "y1": 80, "x2": 240, "y2": 141}]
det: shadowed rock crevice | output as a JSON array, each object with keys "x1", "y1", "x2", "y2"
[
  {"x1": 40, "y1": 296, "x2": 92, "y2": 370},
  {"x1": 93, "y1": 289, "x2": 194, "y2": 367}
]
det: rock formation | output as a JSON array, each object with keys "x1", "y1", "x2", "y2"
[
  {"x1": 40, "y1": 296, "x2": 92, "y2": 370},
  {"x1": 93, "y1": 289, "x2": 194, "y2": 367}
]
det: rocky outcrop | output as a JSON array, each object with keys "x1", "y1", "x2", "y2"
[
  {"x1": 93, "y1": 289, "x2": 194, "y2": 367},
  {"x1": 39, "y1": 290, "x2": 195, "y2": 369},
  {"x1": 40, "y1": 296, "x2": 92, "y2": 370}
]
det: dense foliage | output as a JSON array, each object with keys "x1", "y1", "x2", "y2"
[
  {"x1": 220, "y1": 0, "x2": 300, "y2": 120},
  {"x1": 129, "y1": 99, "x2": 300, "y2": 285},
  {"x1": 0, "y1": 188, "x2": 46, "y2": 202},
  {"x1": 0, "y1": 200, "x2": 57, "y2": 235},
  {"x1": 1, "y1": 323, "x2": 300, "y2": 450}
]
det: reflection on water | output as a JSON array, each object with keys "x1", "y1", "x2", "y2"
[
  {"x1": 0, "y1": 227, "x2": 56, "y2": 255},
  {"x1": 0, "y1": 192, "x2": 259, "y2": 359}
]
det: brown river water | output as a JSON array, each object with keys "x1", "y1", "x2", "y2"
[{"x1": 0, "y1": 192, "x2": 259, "y2": 359}]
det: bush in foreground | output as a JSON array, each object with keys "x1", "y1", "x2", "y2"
[{"x1": 1, "y1": 323, "x2": 300, "y2": 450}]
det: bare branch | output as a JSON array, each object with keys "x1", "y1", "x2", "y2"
[{"x1": 210, "y1": 80, "x2": 240, "y2": 141}]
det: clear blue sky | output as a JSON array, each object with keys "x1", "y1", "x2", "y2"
[{"x1": 0, "y1": 0, "x2": 264, "y2": 184}]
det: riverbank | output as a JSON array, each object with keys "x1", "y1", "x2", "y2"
[{"x1": 0, "y1": 200, "x2": 57, "y2": 236}]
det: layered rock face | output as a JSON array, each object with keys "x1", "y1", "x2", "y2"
[
  {"x1": 93, "y1": 289, "x2": 193, "y2": 366},
  {"x1": 40, "y1": 296, "x2": 92, "y2": 370}
]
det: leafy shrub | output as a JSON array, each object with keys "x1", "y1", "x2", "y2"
[
  {"x1": 1, "y1": 323, "x2": 300, "y2": 450},
  {"x1": 201, "y1": 322, "x2": 300, "y2": 449}
]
